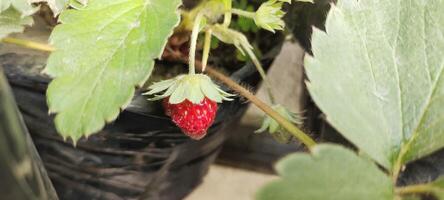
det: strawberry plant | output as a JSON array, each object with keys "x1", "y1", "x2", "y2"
[
  {"x1": 1, "y1": 0, "x2": 314, "y2": 144},
  {"x1": 3, "y1": 0, "x2": 444, "y2": 199},
  {"x1": 257, "y1": 0, "x2": 444, "y2": 199}
]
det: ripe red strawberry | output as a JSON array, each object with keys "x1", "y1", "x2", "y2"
[
  {"x1": 145, "y1": 74, "x2": 233, "y2": 139},
  {"x1": 163, "y1": 97, "x2": 218, "y2": 140}
]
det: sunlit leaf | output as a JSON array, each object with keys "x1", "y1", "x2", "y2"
[{"x1": 306, "y1": 0, "x2": 444, "y2": 170}]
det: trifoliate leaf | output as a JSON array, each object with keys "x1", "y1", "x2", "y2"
[
  {"x1": 306, "y1": 0, "x2": 444, "y2": 170},
  {"x1": 145, "y1": 74, "x2": 234, "y2": 104},
  {"x1": 45, "y1": 0, "x2": 181, "y2": 141},
  {"x1": 256, "y1": 144, "x2": 394, "y2": 200},
  {"x1": 0, "y1": 7, "x2": 33, "y2": 39}
]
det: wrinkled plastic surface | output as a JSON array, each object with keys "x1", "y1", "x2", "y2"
[{"x1": 0, "y1": 69, "x2": 58, "y2": 200}]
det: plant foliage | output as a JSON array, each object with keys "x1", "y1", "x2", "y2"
[
  {"x1": 44, "y1": 0, "x2": 181, "y2": 141},
  {"x1": 259, "y1": 0, "x2": 444, "y2": 199},
  {"x1": 257, "y1": 144, "x2": 394, "y2": 200}
]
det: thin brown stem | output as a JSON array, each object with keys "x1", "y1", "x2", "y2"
[
  {"x1": 204, "y1": 61, "x2": 316, "y2": 148},
  {"x1": 168, "y1": 52, "x2": 316, "y2": 149}
]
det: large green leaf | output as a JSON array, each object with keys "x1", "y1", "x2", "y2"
[
  {"x1": 305, "y1": 0, "x2": 444, "y2": 170},
  {"x1": 45, "y1": 0, "x2": 181, "y2": 141},
  {"x1": 256, "y1": 144, "x2": 394, "y2": 200}
]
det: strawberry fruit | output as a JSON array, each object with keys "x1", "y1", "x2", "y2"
[
  {"x1": 163, "y1": 97, "x2": 217, "y2": 140},
  {"x1": 145, "y1": 74, "x2": 233, "y2": 140}
]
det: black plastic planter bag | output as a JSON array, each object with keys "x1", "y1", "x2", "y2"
[
  {"x1": 1, "y1": 50, "x2": 277, "y2": 200},
  {"x1": 0, "y1": 69, "x2": 58, "y2": 200}
]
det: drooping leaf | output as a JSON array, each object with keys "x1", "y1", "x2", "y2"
[
  {"x1": 305, "y1": 0, "x2": 444, "y2": 170},
  {"x1": 45, "y1": 0, "x2": 181, "y2": 141},
  {"x1": 256, "y1": 144, "x2": 394, "y2": 200},
  {"x1": 0, "y1": 7, "x2": 33, "y2": 39}
]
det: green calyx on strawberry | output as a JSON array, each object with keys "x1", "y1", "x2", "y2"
[
  {"x1": 144, "y1": 74, "x2": 234, "y2": 139},
  {"x1": 255, "y1": 104, "x2": 302, "y2": 143}
]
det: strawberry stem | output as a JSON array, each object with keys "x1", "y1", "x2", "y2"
[
  {"x1": 201, "y1": 28, "x2": 213, "y2": 72},
  {"x1": 201, "y1": 60, "x2": 316, "y2": 149},
  {"x1": 231, "y1": 8, "x2": 256, "y2": 19},
  {"x1": 221, "y1": 0, "x2": 232, "y2": 27},
  {"x1": 244, "y1": 44, "x2": 276, "y2": 104},
  {"x1": 189, "y1": 12, "x2": 204, "y2": 75},
  {"x1": 1, "y1": 37, "x2": 55, "y2": 52},
  {"x1": 395, "y1": 183, "x2": 438, "y2": 196}
]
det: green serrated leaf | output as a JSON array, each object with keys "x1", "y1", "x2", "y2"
[
  {"x1": 0, "y1": 7, "x2": 33, "y2": 39},
  {"x1": 256, "y1": 144, "x2": 394, "y2": 200},
  {"x1": 45, "y1": 0, "x2": 181, "y2": 141},
  {"x1": 306, "y1": 0, "x2": 444, "y2": 170}
]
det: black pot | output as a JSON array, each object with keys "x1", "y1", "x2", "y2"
[{"x1": 1, "y1": 44, "x2": 281, "y2": 199}]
